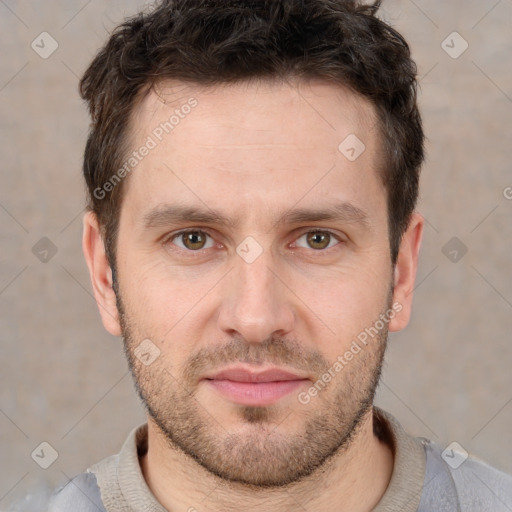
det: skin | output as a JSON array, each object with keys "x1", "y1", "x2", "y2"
[{"x1": 83, "y1": 78, "x2": 423, "y2": 512}]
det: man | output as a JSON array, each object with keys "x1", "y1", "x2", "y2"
[{"x1": 48, "y1": 0, "x2": 512, "y2": 510}]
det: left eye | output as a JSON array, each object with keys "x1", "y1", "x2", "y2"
[
  {"x1": 171, "y1": 230, "x2": 215, "y2": 251},
  {"x1": 294, "y1": 231, "x2": 340, "y2": 250}
]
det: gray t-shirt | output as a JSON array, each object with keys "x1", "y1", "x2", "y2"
[{"x1": 47, "y1": 406, "x2": 512, "y2": 511}]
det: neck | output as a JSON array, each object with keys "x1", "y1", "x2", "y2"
[{"x1": 140, "y1": 407, "x2": 394, "y2": 512}]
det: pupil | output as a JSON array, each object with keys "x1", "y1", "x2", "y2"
[
  {"x1": 186, "y1": 232, "x2": 203, "y2": 248},
  {"x1": 309, "y1": 232, "x2": 328, "y2": 249}
]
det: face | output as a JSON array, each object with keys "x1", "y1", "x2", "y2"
[{"x1": 98, "y1": 79, "x2": 402, "y2": 487}]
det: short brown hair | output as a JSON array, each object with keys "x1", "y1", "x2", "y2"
[{"x1": 79, "y1": 0, "x2": 424, "y2": 268}]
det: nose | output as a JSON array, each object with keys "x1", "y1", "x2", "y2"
[{"x1": 216, "y1": 248, "x2": 296, "y2": 344}]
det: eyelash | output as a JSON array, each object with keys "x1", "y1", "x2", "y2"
[{"x1": 163, "y1": 228, "x2": 344, "y2": 256}]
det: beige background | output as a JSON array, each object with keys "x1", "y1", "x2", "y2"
[{"x1": 1, "y1": 0, "x2": 511, "y2": 508}]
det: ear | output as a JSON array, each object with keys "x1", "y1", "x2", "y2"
[
  {"x1": 82, "y1": 211, "x2": 122, "y2": 336},
  {"x1": 388, "y1": 212, "x2": 424, "y2": 332}
]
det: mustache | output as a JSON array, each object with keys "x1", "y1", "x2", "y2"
[{"x1": 183, "y1": 336, "x2": 330, "y2": 384}]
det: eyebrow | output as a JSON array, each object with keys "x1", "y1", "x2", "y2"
[{"x1": 141, "y1": 201, "x2": 372, "y2": 232}]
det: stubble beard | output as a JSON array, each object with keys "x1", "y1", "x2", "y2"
[{"x1": 115, "y1": 283, "x2": 390, "y2": 488}]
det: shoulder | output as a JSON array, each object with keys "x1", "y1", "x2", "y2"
[
  {"x1": 418, "y1": 438, "x2": 512, "y2": 512},
  {"x1": 47, "y1": 471, "x2": 106, "y2": 512}
]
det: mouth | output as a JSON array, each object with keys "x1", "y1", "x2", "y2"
[{"x1": 202, "y1": 366, "x2": 310, "y2": 406}]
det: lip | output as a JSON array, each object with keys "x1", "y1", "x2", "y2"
[
  {"x1": 203, "y1": 366, "x2": 310, "y2": 406},
  {"x1": 205, "y1": 366, "x2": 307, "y2": 382}
]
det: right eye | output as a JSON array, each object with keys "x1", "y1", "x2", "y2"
[{"x1": 166, "y1": 229, "x2": 216, "y2": 252}]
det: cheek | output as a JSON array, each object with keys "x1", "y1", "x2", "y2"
[
  {"x1": 118, "y1": 257, "x2": 219, "y2": 347},
  {"x1": 299, "y1": 265, "x2": 392, "y2": 353},
  {"x1": 117, "y1": 259, "x2": 173, "y2": 331}
]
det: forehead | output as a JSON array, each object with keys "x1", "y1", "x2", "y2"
[
  {"x1": 121, "y1": 78, "x2": 385, "y2": 226},
  {"x1": 131, "y1": 78, "x2": 378, "y2": 147}
]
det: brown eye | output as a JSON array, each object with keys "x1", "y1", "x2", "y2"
[
  {"x1": 173, "y1": 230, "x2": 213, "y2": 251},
  {"x1": 306, "y1": 231, "x2": 331, "y2": 250},
  {"x1": 294, "y1": 230, "x2": 340, "y2": 251}
]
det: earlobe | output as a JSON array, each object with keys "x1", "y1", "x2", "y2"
[
  {"x1": 82, "y1": 211, "x2": 122, "y2": 337},
  {"x1": 388, "y1": 212, "x2": 424, "y2": 332}
]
